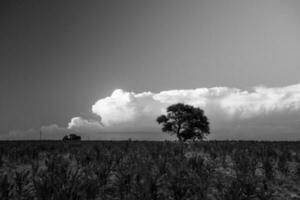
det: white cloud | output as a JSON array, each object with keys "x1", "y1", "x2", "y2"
[
  {"x1": 91, "y1": 89, "x2": 162, "y2": 126},
  {"x1": 6, "y1": 83, "x2": 300, "y2": 140},
  {"x1": 89, "y1": 83, "x2": 300, "y2": 140},
  {"x1": 68, "y1": 117, "x2": 103, "y2": 133}
]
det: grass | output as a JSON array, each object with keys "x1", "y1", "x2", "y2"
[{"x1": 0, "y1": 140, "x2": 300, "y2": 199}]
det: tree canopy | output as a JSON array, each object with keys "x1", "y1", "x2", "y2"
[{"x1": 156, "y1": 103, "x2": 210, "y2": 141}]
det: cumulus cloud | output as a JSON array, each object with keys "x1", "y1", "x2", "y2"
[
  {"x1": 68, "y1": 117, "x2": 103, "y2": 133},
  {"x1": 91, "y1": 89, "x2": 164, "y2": 130},
  {"x1": 6, "y1": 83, "x2": 300, "y2": 140},
  {"x1": 88, "y1": 83, "x2": 300, "y2": 140}
]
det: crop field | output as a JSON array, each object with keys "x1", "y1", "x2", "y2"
[{"x1": 0, "y1": 140, "x2": 300, "y2": 200}]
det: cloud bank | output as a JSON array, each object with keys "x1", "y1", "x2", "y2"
[
  {"x1": 88, "y1": 83, "x2": 300, "y2": 140},
  {"x1": 6, "y1": 83, "x2": 300, "y2": 140},
  {"x1": 6, "y1": 124, "x2": 68, "y2": 140}
]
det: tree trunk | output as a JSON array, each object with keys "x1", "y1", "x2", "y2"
[{"x1": 176, "y1": 123, "x2": 182, "y2": 141}]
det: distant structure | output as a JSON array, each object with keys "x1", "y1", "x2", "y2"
[{"x1": 63, "y1": 134, "x2": 81, "y2": 141}]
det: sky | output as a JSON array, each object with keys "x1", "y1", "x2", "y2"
[{"x1": 1, "y1": 0, "x2": 300, "y2": 140}]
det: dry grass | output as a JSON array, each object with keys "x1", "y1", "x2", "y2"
[{"x1": 0, "y1": 140, "x2": 300, "y2": 200}]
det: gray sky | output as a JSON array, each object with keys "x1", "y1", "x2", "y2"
[{"x1": 1, "y1": 0, "x2": 300, "y2": 139}]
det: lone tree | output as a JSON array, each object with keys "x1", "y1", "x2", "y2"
[{"x1": 156, "y1": 103, "x2": 210, "y2": 142}]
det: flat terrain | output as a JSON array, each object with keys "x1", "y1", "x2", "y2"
[{"x1": 0, "y1": 140, "x2": 300, "y2": 200}]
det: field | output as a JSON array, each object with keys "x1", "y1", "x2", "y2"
[{"x1": 0, "y1": 140, "x2": 300, "y2": 200}]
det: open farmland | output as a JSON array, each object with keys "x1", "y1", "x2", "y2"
[{"x1": 0, "y1": 141, "x2": 300, "y2": 200}]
